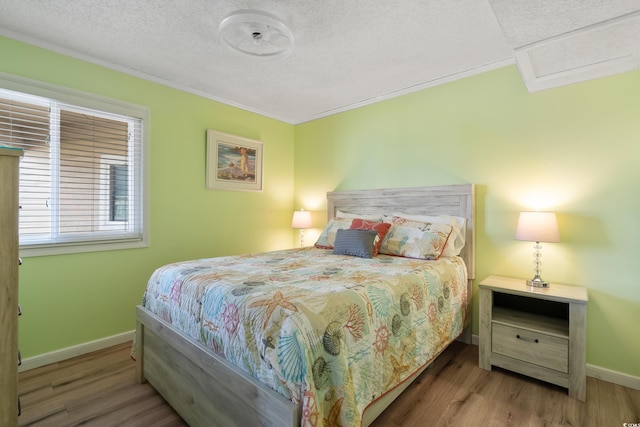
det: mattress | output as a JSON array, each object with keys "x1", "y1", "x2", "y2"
[{"x1": 141, "y1": 247, "x2": 468, "y2": 427}]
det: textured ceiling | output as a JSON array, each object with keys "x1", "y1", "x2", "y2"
[{"x1": 0, "y1": 1, "x2": 638, "y2": 124}]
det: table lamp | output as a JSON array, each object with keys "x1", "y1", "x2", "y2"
[
  {"x1": 291, "y1": 209, "x2": 312, "y2": 247},
  {"x1": 515, "y1": 211, "x2": 560, "y2": 288}
]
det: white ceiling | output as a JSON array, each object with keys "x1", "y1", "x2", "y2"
[{"x1": 0, "y1": 1, "x2": 638, "y2": 124}]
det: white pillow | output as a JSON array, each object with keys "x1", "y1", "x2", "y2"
[
  {"x1": 335, "y1": 210, "x2": 383, "y2": 221},
  {"x1": 386, "y1": 213, "x2": 466, "y2": 256}
]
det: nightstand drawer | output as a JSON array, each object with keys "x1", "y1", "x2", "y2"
[{"x1": 492, "y1": 323, "x2": 568, "y2": 372}]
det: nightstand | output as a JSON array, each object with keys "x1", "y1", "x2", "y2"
[{"x1": 478, "y1": 275, "x2": 588, "y2": 401}]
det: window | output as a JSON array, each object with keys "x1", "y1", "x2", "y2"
[
  {"x1": 110, "y1": 164, "x2": 128, "y2": 222},
  {"x1": 0, "y1": 74, "x2": 148, "y2": 256}
]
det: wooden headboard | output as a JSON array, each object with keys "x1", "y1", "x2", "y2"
[{"x1": 326, "y1": 184, "x2": 475, "y2": 280}]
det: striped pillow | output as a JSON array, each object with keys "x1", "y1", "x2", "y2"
[
  {"x1": 350, "y1": 219, "x2": 391, "y2": 256},
  {"x1": 332, "y1": 229, "x2": 379, "y2": 258}
]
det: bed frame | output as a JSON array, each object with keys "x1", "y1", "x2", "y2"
[{"x1": 135, "y1": 184, "x2": 475, "y2": 427}]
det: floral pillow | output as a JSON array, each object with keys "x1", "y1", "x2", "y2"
[
  {"x1": 315, "y1": 217, "x2": 356, "y2": 249},
  {"x1": 379, "y1": 217, "x2": 453, "y2": 260},
  {"x1": 387, "y1": 213, "x2": 466, "y2": 256},
  {"x1": 350, "y1": 218, "x2": 391, "y2": 256}
]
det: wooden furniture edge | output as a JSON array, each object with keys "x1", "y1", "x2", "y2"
[
  {"x1": 0, "y1": 148, "x2": 23, "y2": 427},
  {"x1": 569, "y1": 303, "x2": 587, "y2": 400},
  {"x1": 491, "y1": 353, "x2": 570, "y2": 388},
  {"x1": 136, "y1": 305, "x2": 299, "y2": 427},
  {"x1": 0, "y1": 147, "x2": 24, "y2": 157},
  {"x1": 478, "y1": 286, "x2": 492, "y2": 370},
  {"x1": 480, "y1": 275, "x2": 588, "y2": 304}
]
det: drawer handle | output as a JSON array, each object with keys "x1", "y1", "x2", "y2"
[{"x1": 516, "y1": 334, "x2": 538, "y2": 344}]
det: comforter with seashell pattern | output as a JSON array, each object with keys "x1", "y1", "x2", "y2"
[{"x1": 142, "y1": 247, "x2": 467, "y2": 427}]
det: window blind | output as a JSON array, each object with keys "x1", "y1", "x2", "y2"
[{"x1": 0, "y1": 87, "x2": 145, "y2": 252}]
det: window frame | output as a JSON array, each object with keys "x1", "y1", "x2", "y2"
[{"x1": 0, "y1": 71, "x2": 150, "y2": 257}]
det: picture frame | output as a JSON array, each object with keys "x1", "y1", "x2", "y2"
[{"x1": 206, "y1": 130, "x2": 263, "y2": 192}]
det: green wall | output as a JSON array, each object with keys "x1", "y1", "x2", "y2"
[
  {"x1": 3, "y1": 35, "x2": 639, "y2": 379},
  {"x1": 294, "y1": 66, "x2": 640, "y2": 377},
  {"x1": 0, "y1": 36, "x2": 295, "y2": 358}
]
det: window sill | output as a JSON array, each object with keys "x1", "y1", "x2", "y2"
[{"x1": 20, "y1": 239, "x2": 149, "y2": 257}]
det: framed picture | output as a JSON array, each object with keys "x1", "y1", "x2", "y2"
[{"x1": 206, "y1": 130, "x2": 263, "y2": 192}]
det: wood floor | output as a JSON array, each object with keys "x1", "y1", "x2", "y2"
[{"x1": 18, "y1": 341, "x2": 640, "y2": 427}]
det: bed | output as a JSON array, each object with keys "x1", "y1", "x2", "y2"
[{"x1": 135, "y1": 184, "x2": 475, "y2": 427}]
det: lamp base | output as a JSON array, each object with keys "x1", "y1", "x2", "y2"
[{"x1": 526, "y1": 276, "x2": 549, "y2": 288}]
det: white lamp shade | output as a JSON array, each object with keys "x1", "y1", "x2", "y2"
[
  {"x1": 291, "y1": 210, "x2": 312, "y2": 229},
  {"x1": 515, "y1": 212, "x2": 560, "y2": 243}
]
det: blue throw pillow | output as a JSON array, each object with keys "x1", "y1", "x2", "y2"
[{"x1": 332, "y1": 229, "x2": 378, "y2": 258}]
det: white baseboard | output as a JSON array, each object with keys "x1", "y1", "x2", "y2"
[
  {"x1": 471, "y1": 333, "x2": 479, "y2": 346},
  {"x1": 19, "y1": 330, "x2": 135, "y2": 372},
  {"x1": 470, "y1": 333, "x2": 640, "y2": 391},
  {"x1": 587, "y1": 364, "x2": 640, "y2": 391}
]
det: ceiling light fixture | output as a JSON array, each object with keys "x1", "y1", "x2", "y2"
[{"x1": 218, "y1": 10, "x2": 294, "y2": 59}]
